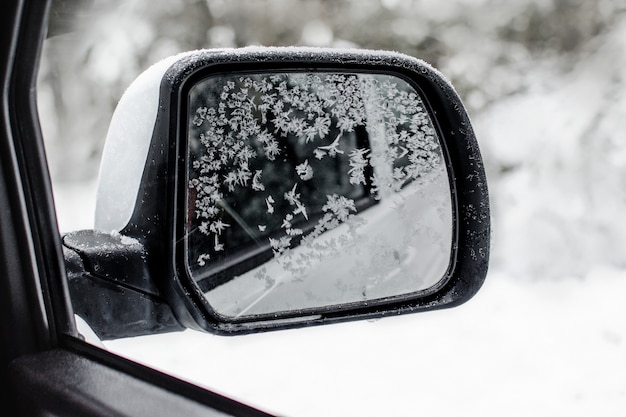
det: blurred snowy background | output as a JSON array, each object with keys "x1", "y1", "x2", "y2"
[{"x1": 38, "y1": 0, "x2": 626, "y2": 416}]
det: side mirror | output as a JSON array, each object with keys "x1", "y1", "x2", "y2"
[{"x1": 63, "y1": 47, "x2": 490, "y2": 337}]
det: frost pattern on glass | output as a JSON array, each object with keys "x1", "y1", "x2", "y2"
[{"x1": 186, "y1": 72, "x2": 452, "y2": 318}]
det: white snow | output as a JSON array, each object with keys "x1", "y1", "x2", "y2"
[
  {"x1": 100, "y1": 268, "x2": 626, "y2": 417},
  {"x1": 94, "y1": 53, "x2": 192, "y2": 232}
]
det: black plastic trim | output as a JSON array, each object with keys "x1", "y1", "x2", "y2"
[{"x1": 10, "y1": 348, "x2": 273, "y2": 417}]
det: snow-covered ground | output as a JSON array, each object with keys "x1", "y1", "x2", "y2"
[
  {"x1": 100, "y1": 268, "x2": 626, "y2": 417},
  {"x1": 54, "y1": 178, "x2": 626, "y2": 416}
]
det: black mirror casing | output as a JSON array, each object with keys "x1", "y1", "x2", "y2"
[{"x1": 69, "y1": 47, "x2": 490, "y2": 336}]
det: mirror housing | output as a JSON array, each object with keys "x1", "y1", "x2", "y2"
[{"x1": 63, "y1": 47, "x2": 490, "y2": 337}]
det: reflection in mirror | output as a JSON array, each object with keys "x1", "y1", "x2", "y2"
[{"x1": 185, "y1": 71, "x2": 452, "y2": 319}]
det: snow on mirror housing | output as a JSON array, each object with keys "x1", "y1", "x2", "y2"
[{"x1": 63, "y1": 48, "x2": 489, "y2": 338}]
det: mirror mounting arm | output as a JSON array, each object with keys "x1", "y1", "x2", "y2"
[{"x1": 62, "y1": 230, "x2": 184, "y2": 340}]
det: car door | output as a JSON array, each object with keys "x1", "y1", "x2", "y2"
[{"x1": 0, "y1": 1, "x2": 273, "y2": 416}]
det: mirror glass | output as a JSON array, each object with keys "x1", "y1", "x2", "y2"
[{"x1": 185, "y1": 71, "x2": 452, "y2": 319}]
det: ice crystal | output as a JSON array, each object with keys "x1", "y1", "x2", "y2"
[{"x1": 186, "y1": 71, "x2": 444, "y2": 272}]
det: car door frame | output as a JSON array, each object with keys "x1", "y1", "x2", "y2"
[{"x1": 0, "y1": 1, "x2": 273, "y2": 416}]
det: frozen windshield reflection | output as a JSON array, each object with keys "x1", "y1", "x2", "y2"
[{"x1": 185, "y1": 72, "x2": 453, "y2": 319}]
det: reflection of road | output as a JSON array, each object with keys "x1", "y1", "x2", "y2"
[{"x1": 206, "y1": 171, "x2": 452, "y2": 318}]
